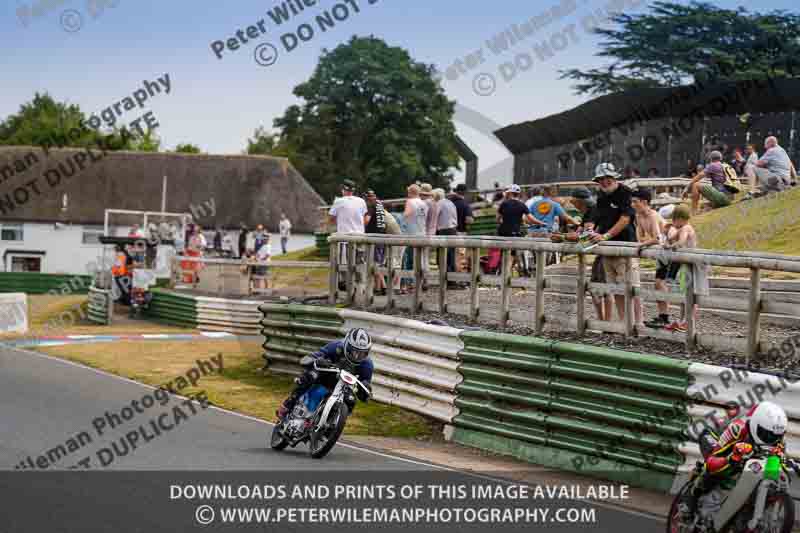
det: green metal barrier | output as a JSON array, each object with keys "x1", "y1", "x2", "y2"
[
  {"x1": 144, "y1": 290, "x2": 198, "y2": 328},
  {"x1": 453, "y1": 330, "x2": 692, "y2": 492},
  {"x1": 0, "y1": 273, "x2": 92, "y2": 294},
  {"x1": 467, "y1": 214, "x2": 497, "y2": 236},
  {"x1": 260, "y1": 303, "x2": 344, "y2": 371}
]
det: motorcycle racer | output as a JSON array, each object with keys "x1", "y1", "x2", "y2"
[
  {"x1": 276, "y1": 328, "x2": 374, "y2": 420},
  {"x1": 686, "y1": 401, "x2": 788, "y2": 513}
]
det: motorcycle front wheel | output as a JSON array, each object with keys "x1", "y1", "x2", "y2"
[
  {"x1": 270, "y1": 422, "x2": 289, "y2": 451},
  {"x1": 760, "y1": 492, "x2": 794, "y2": 533},
  {"x1": 309, "y1": 403, "x2": 349, "y2": 459},
  {"x1": 666, "y1": 480, "x2": 694, "y2": 533}
]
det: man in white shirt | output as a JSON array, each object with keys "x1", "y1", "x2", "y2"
[
  {"x1": 279, "y1": 213, "x2": 292, "y2": 255},
  {"x1": 328, "y1": 179, "x2": 368, "y2": 274}
]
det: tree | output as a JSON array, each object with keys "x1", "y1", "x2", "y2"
[
  {"x1": 245, "y1": 126, "x2": 276, "y2": 155},
  {"x1": 560, "y1": 2, "x2": 800, "y2": 95},
  {"x1": 272, "y1": 36, "x2": 460, "y2": 201},
  {"x1": 0, "y1": 93, "x2": 97, "y2": 147},
  {"x1": 174, "y1": 143, "x2": 201, "y2": 154},
  {"x1": 0, "y1": 92, "x2": 154, "y2": 152},
  {"x1": 130, "y1": 130, "x2": 161, "y2": 152}
]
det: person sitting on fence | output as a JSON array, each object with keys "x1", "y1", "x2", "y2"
[
  {"x1": 631, "y1": 188, "x2": 666, "y2": 331},
  {"x1": 684, "y1": 150, "x2": 733, "y2": 214}
]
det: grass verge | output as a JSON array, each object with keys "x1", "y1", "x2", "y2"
[{"x1": 31, "y1": 340, "x2": 437, "y2": 439}]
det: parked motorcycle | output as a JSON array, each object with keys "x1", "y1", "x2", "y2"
[
  {"x1": 668, "y1": 450, "x2": 799, "y2": 532},
  {"x1": 270, "y1": 357, "x2": 370, "y2": 459}
]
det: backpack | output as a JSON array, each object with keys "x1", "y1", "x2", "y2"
[{"x1": 721, "y1": 163, "x2": 741, "y2": 194}]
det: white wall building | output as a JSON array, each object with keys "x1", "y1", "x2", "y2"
[{"x1": 0, "y1": 222, "x2": 174, "y2": 276}]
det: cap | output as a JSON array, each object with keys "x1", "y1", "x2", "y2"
[
  {"x1": 420, "y1": 183, "x2": 433, "y2": 195},
  {"x1": 365, "y1": 189, "x2": 376, "y2": 196},
  {"x1": 631, "y1": 188, "x2": 652, "y2": 202},
  {"x1": 341, "y1": 179, "x2": 356, "y2": 191},
  {"x1": 506, "y1": 184, "x2": 521, "y2": 194},
  {"x1": 454, "y1": 183, "x2": 467, "y2": 193},
  {"x1": 593, "y1": 162, "x2": 620, "y2": 181}
]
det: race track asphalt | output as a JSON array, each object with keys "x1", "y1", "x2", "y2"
[{"x1": 0, "y1": 344, "x2": 664, "y2": 532}]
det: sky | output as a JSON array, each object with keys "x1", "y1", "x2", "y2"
[{"x1": 2, "y1": 0, "x2": 797, "y2": 189}]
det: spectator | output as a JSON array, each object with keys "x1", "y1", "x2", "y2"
[
  {"x1": 449, "y1": 184, "x2": 474, "y2": 272},
  {"x1": 402, "y1": 183, "x2": 429, "y2": 291},
  {"x1": 213, "y1": 227, "x2": 223, "y2": 253},
  {"x1": 732, "y1": 148, "x2": 746, "y2": 177},
  {"x1": 683, "y1": 159, "x2": 697, "y2": 179},
  {"x1": 753, "y1": 136, "x2": 793, "y2": 195},
  {"x1": 497, "y1": 185, "x2": 543, "y2": 237},
  {"x1": 647, "y1": 167, "x2": 660, "y2": 179},
  {"x1": 588, "y1": 162, "x2": 638, "y2": 323},
  {"x1": 631, "y1": 188, "x2": 666, "y2": 331},
  {"x1": 279, "y1": 213, "x2": 292, "y2": 255},
  {"x1": 253, "y1": 233, "x2": 272, "y2": 292},
  {"x1": 382, "y1": 207, "x2": 405, "y2": 293},
  {"x1": 631, "y1": 168, "x2": 641, "y2": 180},
  {"x1": 365, "y1": 190, "x2": 387, "y2": 295},
  {"x1": 743, "y1": 144, "x2": 759, "y2": 189},
  {"x1": 254, "y1": 224, "x2": 267, "y2": 253},
  {"x1": 661, "y1": 205, "x2": 702, "y2": 332},
  {"x1": 434, "y1": 188, "x2": 459, "y2": 284},
  {"x1": 187, "y1": 225, "x2": 206, "y2": 287},
  {"x1": 328, "y1": 179, "x2": 368, "y2": 281},
  {"x1": 684, "y1": 150, "x2": 732, "y2": 214},
  {"x1": 526, "y1": 186, "x2": 579, "y2": 234},
  {"x1": 491, "y1": 182, "x2": 504, "y2": 203},
  {"x1": 571, "y1": 187, "x2": 610, "y2": 320},
  {"x1": 421, "y1": 183, "x2": 436, "y2": 275},
  {"x1": 238, "y1": 223, "x2": 248, "y2": 258},
  {"x1": 526, "y1": 187, "x2": 543, "y2": 205},
  {"x1": 222, "y1": 230, "x2": 235, "y2": 258}
]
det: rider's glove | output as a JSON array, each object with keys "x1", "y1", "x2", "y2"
[
  {"x1": 356, "y1": 382, "x2": 372, "y2": 403},
  {"x1": 731, "y1": 442, "x2": 754, "y2": 463}
]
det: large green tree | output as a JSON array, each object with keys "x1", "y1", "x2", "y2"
[
  {"x1": 272, "y1": 36, "x2": 460, "y2": 201},
  {"x1": 561, "y1": 2, "x2": 800, "y2": 95}
]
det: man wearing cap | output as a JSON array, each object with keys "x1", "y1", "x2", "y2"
[
  {"x1": 329, "y1": 179, "x2": 368, "y2": 278},
  {"x1": 497, "y1": 185, "x2": 543, "y2": 237},
  {"x1": 684, "y1": 150, "x2": 733, "y2": 214},
  {"x1": 588, "y1": 162, "x2": 638, "y2": 323}
]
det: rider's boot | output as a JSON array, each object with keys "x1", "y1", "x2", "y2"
[{"x1": 276, "y1": 389, "x2": 302, "y2": 420}]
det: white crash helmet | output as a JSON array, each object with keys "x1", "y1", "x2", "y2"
[
  {"x1": 749, "y1": 401, "x2": 788, "y2": 447},
  {"x1": 343, "y1": 328, "x2": 372, "y2": 365}
]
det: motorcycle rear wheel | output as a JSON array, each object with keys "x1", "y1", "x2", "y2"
[
  {"x1": 309, "y1": 404, "x2": 349, "y2": 459},
  {"x1": 270, "y1": 423, "x2": 289, "y2": 451}
]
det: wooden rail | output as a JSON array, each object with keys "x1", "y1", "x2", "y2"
[{"x1": 328, "y1": 234, "x2": 800, "y2": 363}]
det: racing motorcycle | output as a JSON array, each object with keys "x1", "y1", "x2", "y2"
[
  {"x1": 668, "y1": 450, "x2": 800, "y2": 533},
  {"x1": 269, "y1": 357, "x2": 371, "y2": 459}
]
